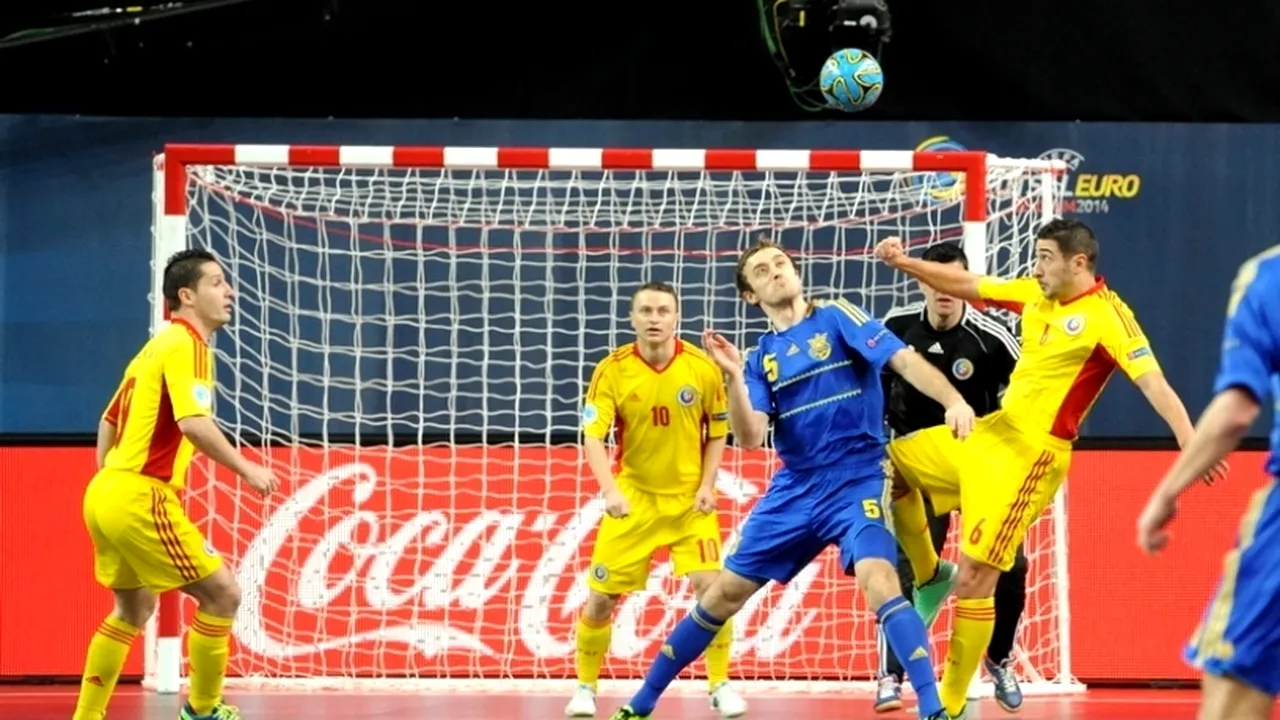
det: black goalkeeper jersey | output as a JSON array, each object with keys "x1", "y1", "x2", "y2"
[{"x1": 883, "y1": 304, "x2": 1021, "y2": 436}]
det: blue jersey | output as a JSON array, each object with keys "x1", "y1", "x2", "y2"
[
  {"x1": 1184, "y1": 246, "x2": 1280, "y2": 695},
  {"x1": 1215, "y1": 246, "x2": 1280, "y2": 477},
  {"x1": 742, "y1": 298, "x2": 907, "y2": 473}
]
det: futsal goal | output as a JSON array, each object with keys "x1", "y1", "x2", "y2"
[{"x1": 144, "y1": 144, "x2": 1077, "y2": 697}]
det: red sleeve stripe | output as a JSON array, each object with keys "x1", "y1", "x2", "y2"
[
  {"x1": 1103, "y1": 291, "x2": 1143, "y2": 338},
  {"x1": 586, "y1": 350, "x2": 626, "y2": 401},
  {"x1": 193, "y1": 339, "x2": 210, "y2": 381}
]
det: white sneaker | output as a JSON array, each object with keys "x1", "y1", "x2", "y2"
[
  {"x1": 565, "y1": 683, "x2": 597, "y2": 717},
  {"x1": 710, "y1": 681, "x2": 749, "y2": 718}
]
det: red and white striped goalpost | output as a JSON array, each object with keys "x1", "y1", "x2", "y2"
[{"x1": 146, "y1": 145, "x2": 1070, "y2": 696}]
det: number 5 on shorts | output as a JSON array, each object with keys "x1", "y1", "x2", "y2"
[{"x1": 862, "y1": 498, "x2": 881, "y2": 519}]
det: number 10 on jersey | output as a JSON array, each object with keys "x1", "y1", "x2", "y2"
[{"x1": 651, "y1": 405, "x2": 670, "y2": 426}]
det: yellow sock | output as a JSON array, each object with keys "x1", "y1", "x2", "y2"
[
  {"x1": 73, "y1": 615, "x2": 140, "y2": 720},
  {"x1": 941, "y1": 596, "x2": 996, "y2": 715},
  {"x1": 186, "y1": 610, "x2": 234, "y2": 714},
  {"x1": 890, "y1": 487, "x2": 940, "y2": 585},
  {"x1": 575, "y1": 614, "x2": 613, "y2": 689},
  {"x1": 705, "y1": 618, "x2": 733, "y2": 689}
]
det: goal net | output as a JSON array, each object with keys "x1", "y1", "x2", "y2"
[{"x1": 146, "y1": 145, "x2": 1075, "y2": 695}]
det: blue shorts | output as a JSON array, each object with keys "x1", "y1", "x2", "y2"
[
  {"x1": 1184, "y1": 480, "x2": 1280, "y2": 696},
  {"x1": 724, "y1": 464, "x2": 890, "y2": 585}
]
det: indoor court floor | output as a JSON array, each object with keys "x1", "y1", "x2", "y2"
[{"x1": 5, "y1": 685, "x2": 1279, "y2": 719}]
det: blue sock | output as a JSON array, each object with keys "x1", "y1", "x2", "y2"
[
  {"x1": 627, "y1": 604, "x2": 725, "y2": 715},
  {"x1": 877, "y1": 595, "x2": 943, "y2": 718}
]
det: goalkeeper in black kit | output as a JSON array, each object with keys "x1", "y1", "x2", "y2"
[{"x1": 873, "y1": 242, "x2": 1028, "y2": 715}]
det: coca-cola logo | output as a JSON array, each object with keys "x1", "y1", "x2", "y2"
[{"x1": 219, "y1": 453, "x2": 834, "y2": 667}]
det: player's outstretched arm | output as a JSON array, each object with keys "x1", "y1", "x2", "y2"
[
  {"x1": 1138, "y1": 388, "x2": 1259, "y2": 555},
  {"x1": 1131, "y1": 372, "x2": 1198, "y2": 448},
  {"x1": 886, "y1": 347, "x2": 975, "y2": 438},
  {"x1": 874, "y1": 236, "x2": 983, "y2": 301},
  {"x1": 701, "y1": 331, "x2": 770, "y2": 449}
]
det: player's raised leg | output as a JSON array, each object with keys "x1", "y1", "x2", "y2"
[{"x1": 886, "y1": 432, "x2": 961, "y2": 628}]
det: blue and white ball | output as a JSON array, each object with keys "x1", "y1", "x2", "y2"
[{"x1": 819, "y1": 48, "x2": 884, "y2": 113}]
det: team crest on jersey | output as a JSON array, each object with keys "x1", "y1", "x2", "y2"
[
  {"x1": 192, "y1": 383, "x2": 212, "y2": 409},
  {"x1": 591, "y1": 563, "x2": 610, "y2": 582},
  {"x1": 807, "y1": 332, "x2": 832, "y2": 361},
  {"x1": 676, "y1": 385, "x2": 698, "y2": 407},
  {"x1": 1063, "y1": 315, "x2": 1086, "y2": 336},
  {"x1": 582, "y1": 403, "x2": 599, "y2": 426},
  {"x1": 951, "y1": 358, "x2": 975, "y2": 380}
]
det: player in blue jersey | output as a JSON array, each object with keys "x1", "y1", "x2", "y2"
[
  {"x1": 608, "y1": 237, "x2": 976, "y2": 720},
  {"x1": 1138, "y1": 245, "x2": 1280, "y2": 720}
]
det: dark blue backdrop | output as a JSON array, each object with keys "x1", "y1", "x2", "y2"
[{"x1": 3, "y1": 115, "x2": 1277, "y2": 438}]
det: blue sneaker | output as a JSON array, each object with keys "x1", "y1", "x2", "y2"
[
  {"x1": 872, "y1": 675, "x2": 903, "y2": 713},
  {"x1": 984, "y1": 656, "x2": 1024, "y2": 712}
]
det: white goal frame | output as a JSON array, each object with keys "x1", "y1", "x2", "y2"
[{"x1": 144, "y1": 143, "x2": 1077, "y2": 698}]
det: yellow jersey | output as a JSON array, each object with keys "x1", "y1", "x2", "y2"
[
  {"x1": 977, "y1": 275, "x2": 1161, "y2": 442},
  {"x1": 582, "y1": 339, "x2": 729, "y2": 494},
  {"x1": 101, "y1": 318, "x2": 215, "y2": 489}
]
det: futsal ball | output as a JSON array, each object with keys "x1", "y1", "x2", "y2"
[{"x1": 819, "y1": 48, "x2": 884, "y2": 113}]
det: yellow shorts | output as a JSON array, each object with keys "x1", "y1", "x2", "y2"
[
  {"x1": 83, "y1": 468, "x2": 223, "y2": 592},
  {"x1": 587, "y1": 484, "x2": 724, "y2": 595},
  {"x1": 886, "y1": 412, "x2": 1071, "y2": 572}
]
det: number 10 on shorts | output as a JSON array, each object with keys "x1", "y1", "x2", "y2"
[{"x1": 697, "y1": 538, "x2": 720, "y2": 563}]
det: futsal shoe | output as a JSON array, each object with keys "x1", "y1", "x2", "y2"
[
  {"x1": 179, "y1": 701, "x2": 242, "y2": 720},
  {"x1": 608, "y1": 706, "x2": 650, "y2": 720},
  {"x1": 710, "y1": 681, "x2": 748, "y2": 717},
  {"x1": 984, "y1": 657, "x2": 1024, "y2": 712},
  {"x1": 872, "y1": 675, "x2": 904, "y2": 712},
  {"x1": 564, "y1": 683, "x2": 597, "y2": 717},
  {"x1": 913, "y1": 560, "x2": 958, "y2": 628}
]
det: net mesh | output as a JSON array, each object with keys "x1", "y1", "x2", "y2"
[{"x1": 171, "y1": 160, "x2": 1072, "y2": 690}]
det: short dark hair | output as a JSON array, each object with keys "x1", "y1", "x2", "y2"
[
  {"x1": 1036, "y1": 218, "x2": 1098, "y2": 270},
  {"x1": 631, "y1": 281, "x2": 678, "y2": 306},
  {"x1": 921, "y1": 241, "x2": 969, "y2": 269},
  {"x1": 163, "y1": 248, "x2": 219, "y2": 311},
  {"x1": 734, "y1": 234, "x2": 797, "y2": 295}
]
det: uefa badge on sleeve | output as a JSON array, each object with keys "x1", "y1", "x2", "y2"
[
  {"x1": 192, "y1": 383, "x2": 213, "y2": 409},
  {"x1": 582, "y1": 403, "x2": 598, "y2": 427}
]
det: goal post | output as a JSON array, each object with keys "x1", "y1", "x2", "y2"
[{"x1": 145, "y1": 144, "x2": 1075, "y2": 696}]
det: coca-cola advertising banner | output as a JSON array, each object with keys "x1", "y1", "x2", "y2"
[{"x1": 0, "y1": 445, "x2": 1269, "y2": 683}]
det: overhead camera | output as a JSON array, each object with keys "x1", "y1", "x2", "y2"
[
  {"x1": 767, "y1": 0, "x2": 891, "y2": 90},
  {"x1": 785, "y1": 0, "x2": 890, "y2": 38}
]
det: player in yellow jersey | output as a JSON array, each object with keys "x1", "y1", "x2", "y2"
[
  {"x1": 566, "y1": 281, "x2": 747, "y2": 719},
  {"x1": 874, "y1": 219, "x2": 1225, "y2": 718},
  {"x1": 73, "y1": 249, "x2": 278, "y2": 720}
]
